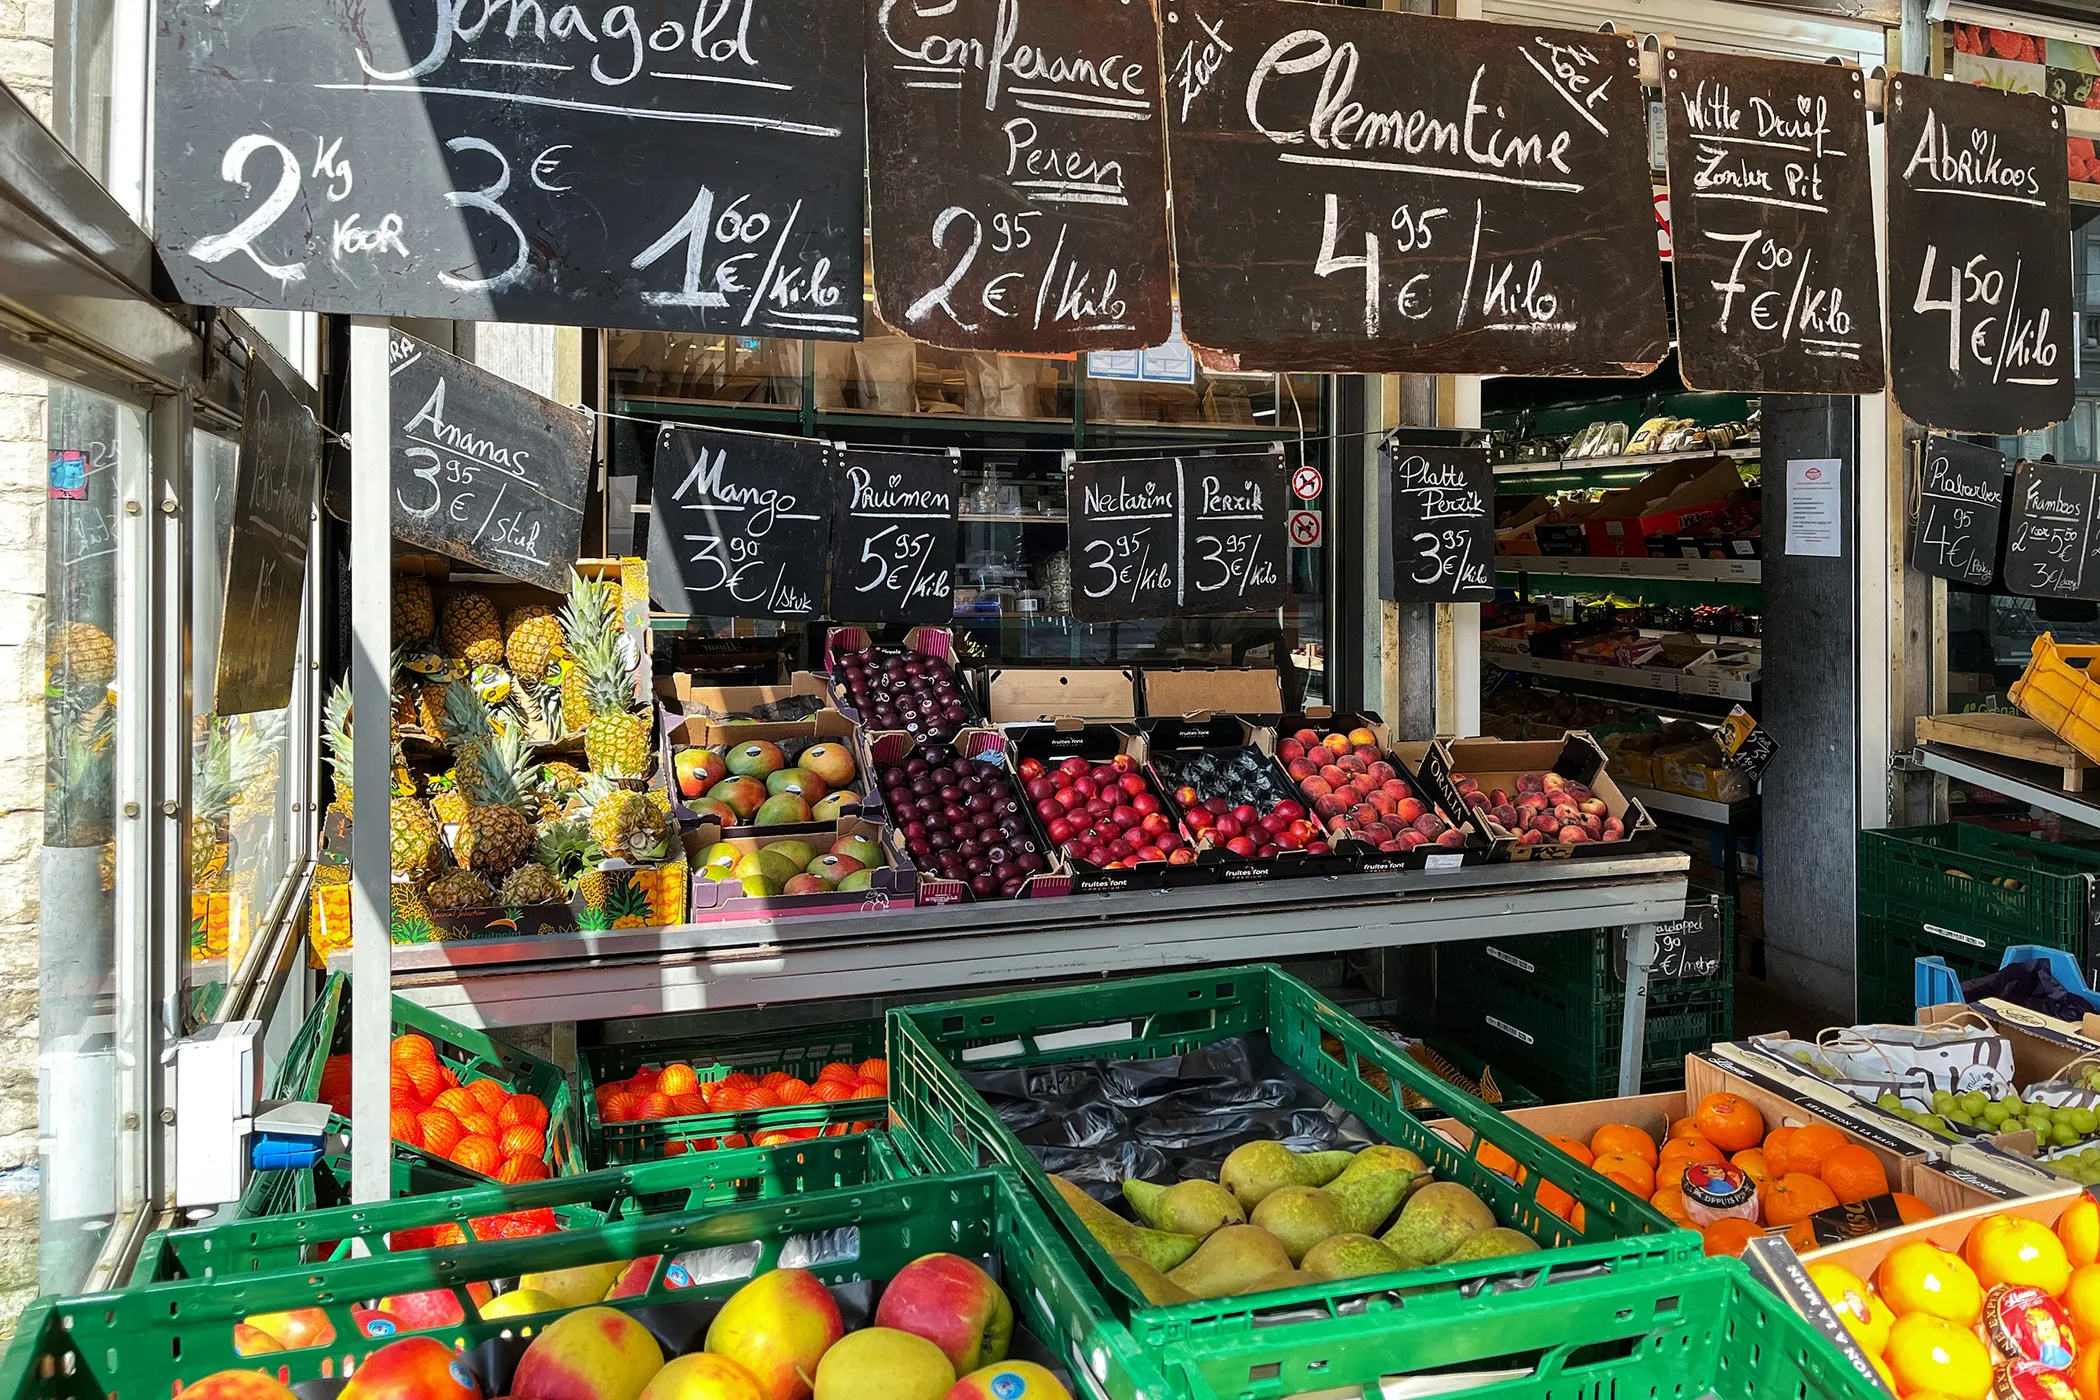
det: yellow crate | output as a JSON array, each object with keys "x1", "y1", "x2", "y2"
[{"x1": 2010, "y1": 632, "x2": 2100, "y2": 766}]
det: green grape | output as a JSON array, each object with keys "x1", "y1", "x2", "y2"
[
  {"x1": 2072, "y1": 1108, "x2": 2097, "y2": 1136},
  {"x1": 1932, "y1": 1090, "x2": 1955, "y2": 1112},
  {"x1": 2033, "y1": 1105, "x2": 2056, "y2": 1122},
  {"x1": 1960, "y1": 1090, "x2": 1989, "y2": 1116},
  {"x1": 1878, "y1": 1093, "x2": 1904, "y2": 1111},
  {"x1": 2003, "y1": 1095, "x2": 2027, "y2": 1111},
  {"x1": 1984, "y1": 1105, "x2": 2011, "y2": 1126},
  {"x1": 1949, "y1": 1111, "x2": 1975, "y2": 1126},
  {"x1": 2055, "y1": 1122, "x2": 2081, "y2": 1147}
]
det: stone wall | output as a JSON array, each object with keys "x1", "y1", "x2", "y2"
[{"x1": 0, "y1": 0, "x2": 53, "y2": 1345}]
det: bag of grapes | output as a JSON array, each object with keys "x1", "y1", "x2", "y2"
[
  {"x1": 2018, "y1": 1054, "x2": 2100, "y2": 1114},
  {"x1": 1802, "y1": 1016, "x2": 2014, "y2": 1112}
]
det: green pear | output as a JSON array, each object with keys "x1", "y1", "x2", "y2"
[
  {"x1": 1218, "y1": 1142, "x2": 1356, "y2": 1211},
  {"x1": 1301, "y1": 1233, "x2": 1407, "y2": 1282},
  {"x1": 1241, "y1": 1269, "x2": 1311, "y2": 1293},
  {"x1": 1329, "y1": 1144, "x2": 1429, "y2": 1188},
  {"x1": 1110, "y1": 1253, "x2": 1195, "y2": 1307},
  {"x1": 1379, "y1": 1182, "x2": 1497, "y2": 1269},
  {"x1": 1048, "y1": 1174, "x2": 1198, "y2": 1272},
  {"x1": 1444, "y1": 1227, "x2": 1540, "y2": 1263},
  {"x1": 1248, "y1": 1167, "x2": 1414, "y2": 1264},
  {"x1": 1164, "y1": 1225, "x2": 1294, "y2": 1300},
  {"x1": 1123, "y1": 1178, "x2": 1245, "y2": 1239}
]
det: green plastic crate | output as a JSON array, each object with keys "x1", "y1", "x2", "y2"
[
  {"x1": 1859, "y1": 823, "x2": 2100, "y2": 954},
  {"x1": 888, "y1": 964, "x2": 1699, "y2": 1359},
  {"x1": 1458, "y1": 887, "x2": 1735, "y2": 1004},
  {"x1": 1854, "y1": 905, "x2": 2006, "y2": 1025},
  {"x1": 1407, "y1": 1034, "x2": 1545, "y2": 1111},
  {"x1": 138, "y1": 1132, "x2": 903, "y2": 1282},
  {"x1": 240, "y1": 973, "x2": 586, "y2": 1217},
  {"x1": 6, "y1": 1168, "x2": 1177, "y2": 1400},
  {"x1": 579, "y1": 1019, "x2": 888, "y2": 1166},
  {"x1": 1153, "y1": 1257, "x2": 1882, "y2": 1400}
]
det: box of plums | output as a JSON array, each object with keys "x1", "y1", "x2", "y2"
[
  {"x1": 823, "y1": 626, "x2": 981, "y2": 734},
  {"x1": 1265, "y1": 710, "x2": 1495, "y2": 871},
  {"x1": 863, "y1": 727, "x2": 1070, "y2": 904},
  {"x1": 1003, "y1": 719, "x2": 1224, "y2": 893},
  {"x1": 1425, "y1": 734, "x2": 1658, "y2": 861},
  {"x1": 1143, "y1": 714, "x2": 1357, "y2": 881}
]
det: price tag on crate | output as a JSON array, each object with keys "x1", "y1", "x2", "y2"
[{"x1": 1717, "y1": 705, "x2": 1777, "y2": 783}]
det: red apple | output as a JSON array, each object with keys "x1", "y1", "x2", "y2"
[
  {"x1": 703, "y1": 1272, "x2": 842, "y2": 1400},
  {"x1": 343, "y1": 1339, "x2": 484, "y2": 1400},
  {"x1": 377, "y1": 1284, "x2": 493, "y2": 1330},
  {"x1": 874, "y1": 1255, "x2": 1014, "y2": 1374}
]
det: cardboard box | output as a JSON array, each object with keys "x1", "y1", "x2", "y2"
[
  {"x1": 1786, "y1": 1179, "x2": 2083, "y2": 1284},
  {"x1": 1138, "y1": 666, "x2": 1282, "y2": 717},
  {"x1": 1495, "y1": 496, "x2": 1552, "y2": 556},
  {"x1": 660, "y1": 670, "x2": 834, "y2": 723},
  {"x1": 1265, "y1": 709, "x2": 1491, "y2": 870},
  {"x1": 984, "y1": 668, "x2": 1138, "y2": 723},
  {"x1": 1534, "y1": 496, "x2": 1614, "y2": 555},
  {"x1": 660, "y1": 705, "x2": 869, "y2": 835},
  {"x1": 1586, "y1": 461, "x2": 1746, "y2": 558},
  {"x1": 864, "y1": 727, "x2": 1068, "y2": 904},
  {"x1": 1430, "y1": 734, "x2": 1657, "y2": 860},
  {"x1": 684, "y1": 814, "x2": 918, "y2": 922},
  {"x1": 1003, "y1": 720, "x2": 1220, "y2": 893},
  {"x1": 1144, "y1": 715, "x2": 1354, "y2": 881}
]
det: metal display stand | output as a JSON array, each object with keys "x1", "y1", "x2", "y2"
[
  {"x1": 1917, "y1": 743, "x2": 2100, "y2": 828},
  {"x1": 364, "y1": 852, "x2": 1691, "y2": 1095}
]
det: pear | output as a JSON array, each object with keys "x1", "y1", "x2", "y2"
[
  {"x1": 1218, "y1": 1141, "x2": 1356, "y2": 1211},
  {"x1": 1110, "y1": 1252, "x2": 1195, "y2": 1307},
  {"x1": 1123, "y1": 1178, "x2": 1245, "y2": 1239},
  {"x1": 1241, "y1": 1269, "x2": 1312, "y2": 1293},
  {"x1": 1165, "y1": 1225, "x2": 1294, "y2": 1300},
  {"x1": 1249, "y1": 1169, "x2": 1415, "y2": 1264},
  {"x1": 1380, "y1": 1182, "x2": 1497, "y2": 1269},
  {"x1": 1445, "y1": 1227, "x2": 1540, "y2": 1263},
  {"x1": 1048, "y1": 1174, "x2": 1199, "y2": 1272},
  {"x1": 1329, "y1": 1144, "x2": 1428, "y2": 1188},
  {"x1": 1301, "y1": 1233, "x2": 1408, "y2": 1282}
]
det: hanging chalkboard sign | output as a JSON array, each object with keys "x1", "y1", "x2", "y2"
[
  {"x1": 1067, "y1": 449, "x2": 1287, "y2": 622},
  {"x1": 216, "y1": 349, "x2": 319, "y2": 715},
  {"x1": 1612, "y1": 901, "x2": 1727, "y2": 983},
  {"x1": 1162, "y1": 1, "x2": 1666, "y2": 374},
  {"x1": 648, "y1": 425, "x2": 835, "y2": 619},
  {"x1": 387, "y1": 333, "x2": 591, "y2": 591},
  {"x1": 1661, "y1": 50, "x2": 1884, "y2": 395},
  {"x1": 2004, "y1": 460, "x2": 2100, "y2": 601},
  {"x1": 1382, "y1": 441, "x2": 1494, "y2": 602},
  {"x1": 153, "y1": 0, "x2": 865, "y2": 335},
  {"x1": 1910, "y1": 437, "x2": 2006, "y2": 587},
  {"x1": 831, "y1": 450, "x2": 960, "y2": 623},
  {"x1": 866, "y1": 0, "x2": 1171, "y2": 353},
  {"x1": 1886, "y1": 74, "x2": 2073, "y2": 435}
]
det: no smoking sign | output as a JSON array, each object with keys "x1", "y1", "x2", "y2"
[{"x1": 1288, "y1": 510, "x2": 1323, "y2": 547}]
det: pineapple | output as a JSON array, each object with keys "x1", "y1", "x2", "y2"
[
  {"x1": 425, "y1": 868, "x2": 494, "y2": 911},
  {"x1": 499, "y1": 862, "x2": 565, "y2": 906},
  {"x1": 505, "y1": 604, "x2": 567, "y2": 684},
  {"x1": 534, "y1": 817, "x2": 600, "y2": 892},
  {"x1": 427, "y1": 770, "x2": 469, "y2": 826},
  {"x1": 191, "y1": 722, "x2": 242, "y2": 894},
  {"x1": 390, "y1": 796, "x2": 444, "y2": 882},
  {"x1": 580, "y1": 773, "x2": 669, "y2": 864},
  {"x1": 454, "y1": 726, "x2": 539, "y2": 878},
  {"x1": 440, "y1": 592, "x2": 504, "y2": 666},
  {"x1": 322, "y1": 681, "x2": 355, "y2": 815},
  {"x1": 536, "y1": 759, "x2": 583, "y2": 821},
  {"x1": 48, "y1": 619, "x2": 116, "y2": 691},
  {"x1": 393, "y1": 576, "x2": 435, "y2": 647},
  {"x1": 436, "y1": 678, "x2": 495, "y2": 780},
  {"x1": 561, "y1": 571, "x2": 651, "y2": 778}
]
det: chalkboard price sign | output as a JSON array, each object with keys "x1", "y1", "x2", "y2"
[
  {"x1": 831, "y1": 450, "x2": 960, "y2": 623},
  {"x1": 216, "y1": 349, "x2": 319, "y2": 716},
  {"x1": 1067, "y1": 449, "x2": 1288, "y2": 622},
  {"x1": 1910, "y1": 436, "x2": 2006, "y2": 587},
  {"x1": 1612, "y1": 902, "x2": 1727, "y2": 983},
  {"x1": 387, "y1": 333, "x2": 591, "y2": 591},
  {"x1": 154, "y1": 0, "x2": 866, "y2": 336},
  {"x1": 1162, "y1": 1, "x2": 1667, "y2": 374},
  {"x1": 648, "y1": 425, "x2": 835, "y2": 619},
  {"x1": 1383, "y1": 442, "x2": 1494, "y2": 602},
  {"x1": 866, "y1": 0, "x2": 1171, "y2": 353},
  {"x1": 1661, "y1": 50, "x2": 1884, "y2": 395},
  {"x1": 2003, "y1": 459, "x2": 2100, "y2": 601},
  {"x1": 1887, "y1": 74, "x2": 2073, "y2": 435}
]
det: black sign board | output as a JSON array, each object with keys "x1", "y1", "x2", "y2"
[
  {"x1": 1661, "y1": 50, "x2": 1884, "y2": 395},
  {"x1": 1382, "y1": 442, "x2": 1494, "y2": 602},
  {"x1": 1611, "y1": 900, "x2": 1726, "y2": 983},
  {"x1": 648, "y1": 425, "x2": 835, "y2": 619},
  {"x1": 2003, "y1": 460, "x2": 2100, "y2": 601},
  {"x1": 387, "y1": 333, "x2": 591, "y2": 591},
  {"x1": 1067, "y1": 449, "x2": 1288, "y2": 622},
  {"x1": 1911, "y1": 437, "x2": 2007, "y2": 587},
  {"x1": 866, "y1": 0, "x2": 1171, "y2": 353},
  {"x1": 831, "y1": 449, "x2": 960, "y2": 623},
  {"x1": 1718, "y1": 704, "x2": 1779, "y2": 783},
  {"x1": 154, "y1": 0, "x2": 865, "y2": 336},
  {"x1": 1161, "y1": 2, "x2": 1666, "y2": 374},
  {"x1": 1887, "y1": 73, "x2": 2073, "y2": 434},
  {"x1": 217, "y1": 351, "x2": 319, "y2": 715}
]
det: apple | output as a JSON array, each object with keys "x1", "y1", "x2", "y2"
[
  {"x1": 637, "y1": 1354, "x2": 767, "y2": 1400},
  {"x1": 378, "y1": 1284, "x2": 493, "y2": 1330},
  {"x1": 705, "y1": 1268, "x2": 844, "y2": 1400},
  {"x1": 342, "y1": 1337, "x2": 482, "y2": 1400},
  {"x1": 514, "y1": 1307, "x2": 665, "y2": 1400},
  {"x1": 811, "y1": 1328, "x2": 953, "y2": 1400},
  {"x1": 243, "y1": 1308, "x2": 335, "y2": 1350},
  {"x1": 232, "y1": 1324, "x2": 285, "y2": 1356},
  {"x1": 177, "y1": 1375, "x2": 301, "y2": 1400}
]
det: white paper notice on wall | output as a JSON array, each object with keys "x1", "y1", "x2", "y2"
[{"x1": 1786, "y1": 458, "x2": 1843, "y2": 558}]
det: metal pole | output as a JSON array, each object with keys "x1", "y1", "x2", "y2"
[
  {"x1": 349, "y1": 317, "x2": 393, "y2": 1202},
  {"x1": 1617, "y1": 922, "x2": 1658, "y2": 1096}
]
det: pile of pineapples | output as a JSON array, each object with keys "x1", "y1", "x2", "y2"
[{"x1": 326, "y1": 569, "x2": 674, "y2": 915}]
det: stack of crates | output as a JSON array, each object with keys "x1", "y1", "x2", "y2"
[
  {"x1": 1424, "y1": 888, "x2": 1735, "y2": 1100},
  {"x1": 1856, "y1": 824, "x2": 2100, "y2": 1023}
]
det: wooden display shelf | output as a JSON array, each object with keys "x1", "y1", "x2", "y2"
[{"x1": 1914, "y1": 712, "x2": 2099, "y2": 793}]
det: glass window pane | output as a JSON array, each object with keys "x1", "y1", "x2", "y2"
[
  {"x1": 49, "y1": 0, "x2": 116, "y2": 187},
  {"x1": 608, "y1": 331, "x2": 804, "y2": 409},
  {"x1": 39, "y1": 381, "x2": 138, "y2": 1293}
]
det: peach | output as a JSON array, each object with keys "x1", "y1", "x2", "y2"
[
  {"x1": 1351, "y1": 774, "x2": 1378, "y2": 794},
  {"x1": 1353, "y1": 745, "x2": 1382, "y2": 764},
  {"x1": 344, "y1": 1338, "x2": 483, "y2": 1400},
  {"x1": 1318, "y1": 764, "x2": 1348, "y2": 787},
  {"x1": 177, "y1": 1373, "x2": 301, "y2": 1400},
  {"x1": 1286, "y1": 758, "x2": 1316, "y2": 781},
  {"x1": 1455, "y1": 775, "x2": 1479, "y2": 796},
  {"x1": 1541, "y1": 772, "x2": 1567, "y2": 794},
  {"x1": 1436, "y1": 829, "x2": 1467, "y2": 848},
  {"x1": 1558, "y1": 825, "x2": 1589, "y2": 843},
  {"x1": 639, "y1": 1354, "x2": 768, "y2": 1400},
  {"x1": 875, "y1": 1254, "x2": 1014, "y2": 1373},
  {"x1": 1412, "y1": 813, "x2": 1445, "y2": 838},
  {"x1": 705, "y1": 1268, "x2": 844, "y2": 1400},
  {"x1": 1351, "y1": 803, "x2": 1381, "y2": 826},
  {"x1": 1393, "y1": 798, "x2": 1426, "y2": 823},
  {"x1": 1334, "y1": 754, "x2": 1367, "y2": 775},
  {"x1": 1313, "y1": 795, "x2": 1348, "y2": 819},
  {"x1": 1347, "y1": 727, "x2": 1378, "y2": 748},
  {"x1": 1369, "y1": 792, "x2": 1397, "y2": 815},
  {"x1": 946, "y1": 1360, "x2": 1073, "y2": 1399},
  {"x1": 1381, "y1": 779, "x2": 1411, "y2": 798},
  {"x1": 1360, "y1": 823, "x2": 1394, "y2": 843},
  {"x1": 1488, "y1": 788, "x2": 1510, "y2": 807},
  {"x1": 1567, "y1": 782, "x2": 1592, "y2": 800},
  {"x1": 1397, "y1": 830, "x2": 1427, "y2": 849},
  {"x1": 1517, "y1": 829, "x2": 1546, "y2": 845},
  {"x1": 1278, "y1": 738, "x2": 1305, "y2": 761},
  {"x1": 1515, "y1": 772, "x2": 1543, "y2": 794},
  {"x1": 513, "y1": 1307, "x2": 665, "y2": 1400},
  {"x1": 1293, "y1": 728, "x2": 1321, "y2": 746},
  {"x1": 1368, "y1": 762, "x2": 1397, "y2": 782},
  {"x1": 1300, "y1": 776, "x2": 1333, "y2": 798},
  {"x1": 1578, "y1": 797, "x2": 1608, "y2": 816},
  {"x1": 1464, "y1": 791, "x2": 1488, "y2": 809},
  {"x1": 1321, "y1": 733, "x2": 1351, "y2": 754}
]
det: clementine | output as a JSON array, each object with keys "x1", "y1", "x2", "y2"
[
  {"x1": 1967, "y1": 1213, "x2": 2072, "y2": 1295},
  {"x1": 1807, "y1": 1261, "x2": 1894, "y2": 1355},
  {"x1": 1892, "y1": 1192, "x2": 1935, "y2": 1224},
  {"x1": 431, "y1": 1086, "x2": 478, "y2": 1118},
  {"x1": 1729, "y1": 1148, "x2": 1769, "y2": 1188},
  {"x1": 600, "y1": 1090, "x2": 638, "y2": 1122},
  {"x1": 671, "y1": 1092, "x2": 708, "y2": 1114},
  {"x1": 2079, "y1": 1334, "x2": 2100, "y2": 1400},
  {"x1": 499, "y1": 1094, "x2": 549, "y2": 1131},
  {"x1": 389, "y1": 1033, "x2": 437, "y2": 1066},
  {"x1": 1819, "y1": 1145, "x2": 1891, "y2": 1204},
  {"x1": 1590, "y1": 1151, "x2": 1655, "y2": 1197},
  {"x1": 403, "y1": 1059, "x2": 445, "y2": 1104},
  {"x1": 636, "y1": 1092, "x2": 674, "y2": 1120},
  {"x1": 1667, "y1": 1117, "x2": 1706, "y2": 1140},
  {"x1": 657, "y1": 1062, "x2": 700, "y2": 1097},
  {"x1": 811, "y1": 1080, "x2": 852, "y2": 1103},
  {"x1": 1536, "y1": 1179, "x2": 1575, "y2": 1221},
  {"x1": 1694, "y1": 1093, "x2": 1766, "y2": 1153},
  {"x1": 1763, "y1": 1126, "x2": 1796, "y2": 1176},
  {"x1": 1701, "y1": 1218, "x2": 1764, "y2": 1257},
  {"x1": 759, "y1": 1070, "x2": 792, "y2": 1088},
  {"x1": 2065, "y1": 1197, "x2": 2100, "y2": 1269},
  {"x1": 774, "y1": 1077, "x2": 814, "y2": 1105},
  {"x1": 466, "y1": 1077, "x2": 509, "y2": 1114},
  {"x1": 417, "y1": 1108, "x2": 464, "y2": 1158},
  {"x1": 455, "y1": 1110, "x2": 499, "y2": 1140},
  {"x1": 1883, "y1": 1311, "x2": 1992, "y2": 1400},
  {"x1": 856, "y1": 1057, "x2": 888, "y2": 1083},
  {"x1": 389, "y1": 1107, "x2": 422, "y2": 1147},
  {"x1": 500, "y1": 1124, "x2": 546, "y2": 1160},
  {"x1": 451, "y1": 1134, "x2": 504, "y2": 1175},
  {"x1": 1781, "y1": 1124, "x2": 1849, "y2": 1179},
  {"x1": 2064, "y1": 1262, "x2": 2100, "y2": 1344},
  {"x1": 1545, "y1": 1133, "x2": 1594, "y2": 1164},
  {"x1": 1477, "y1": 1140, "x2": 1523, "y2": 1182},
  {"x1": 1590, "y1": 1123, "x2": 1657, "y2": 1168},
  {"x1": 496, "y1": 1154, "x2": 551, "y2": 1184},
  {"x1": 1650, "y1": 1188, "x2": 1691, "y2": 1225},
  {"x1": 816, "y1": 1062, "x2": 860, "y2": 1085},
  {"x1": 1878, "y1": 1240, "x2": 1984, "y2": 1326},
  {"x1": 851, "y1": 1082, "x2": 885, "y2": 1100},
  {"x1": 1763, "y1": 1172, "x2": 1840, "y2": 1227}
]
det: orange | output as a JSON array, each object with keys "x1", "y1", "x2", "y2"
[
  {"x1": 637, "y1": 1092, "x2": 674, "y2": 1120},
  {"x1": 1650, "y1": 1188, "x2": 1691, "y2": 1225},
  {"x1": 774, "y1": 1077, "x2": 813, "y2": 1106},
  {"x1": 1545, "y1": 1134, "x2": 1594, "y2": 1165},
  {"x1": 1782, "y1": 1124, "x2": 1849, "y2": 1179},
  {"x1": 388, "y1": 1070, "x2": 419, "y2": 1109},
  {"x1": 1476, "y1": 1140, "x2": 1522, "y2": 1182},
  {"x1": 852, "y1": 1082, "x2": 885, "y2": 1100},
  {"x1": 466, "y1": 1077, "x2": 509, "y2": 1114},
  {"x1": 1701, "y1": 1218, "x2": 1763, "y2": 1257},
  {"x1": 759, "y1": 1070, "x2": 792, "y2": 1088},
  {"x1": 1590, "y1": 1151, "x2": 1654, "y2": 1197},
  {"x1": 1869, "y1": 1355, "x2": 1900, "y2": 1398},
  {"x1": 2064, "y1": 1197, "x2": 2100, "y2": 1268},
  {"x1": 403, "y1": 1059, "x2": 444, "y2": 1103},
  {"x1": 1590, "y1": 1124, "x2": 1657, "y2": 1168},
  {"x1": 1763, "y1": 1172, "x2": 1840, "y2": 1227},
  {"x1": 2079, "y1": 1344, "x2": 2100, "y2": 1400},
  {"x1": 671, "y1": 1093, "x2": 708, "y2": 1114},
  {"x1": 1879, "y1": 1240, "x2": 1984, "y2": 1326},
  {"x1": 1807, "y1": 1262, "x2": 1894, "y2": 1354},
  {"x1": 1694, "y1": 1093, "x2": 1766, "y2": 1153},
  {"x1": 450, "y1": 1134, "x2": 504, "y2": 1175},
  {"x1": 417, "y1": 1108, "x2": 463, "y2": 1157},
  {"x1": 500, "y1": 1124, "x2": 546, "y2": 1160},
  {"x1": 2064, "y1": 1263, "x2": 2100, "y2": 1343},
  {"x1": 856, "y1": 1057, "x2": 888, "y2": 1083},
  {"x1": 657, "y1": 1063, "x2": 700, "y2": 1098},
  {"x1": 389, "y1": 1108, "x2": 423, "y2": 1147},
  {"x1": 628, "y1": 1068, "x2": 660, "y2": 1094},
  {"x1": 1883, "y1": 1311, "x2": 1992, "y2": 1400},
  {"x1": 390, "y1": 1033, "x2": 437, "y2": 1066},
  {"x1": 600, "y1": 1090, "x2": 638, "y2": 1122},
  {"x1": 1730, "y1": 1148, "x2": 1769, "y2": 1191},
  {"x1": 1819, "y1": 1145, "x2": 1891, "y2": 1204},
  {"x1": 436, "y1": 1065, "x2": 459, "y2": 1090},
  {"x1": 1892, "y1": 1192, "x2": 1935, "y2": 1224},
  {"x1": 718, "y1": 1071, "x2": 757, "y2": 1091},
  {"x1": 456, "y1": 1110, "x2": 499, "y2": 1140},
  {"x1": 499, "y1": 1094, "x2": 549, "y2": 1131},
  {"x1": 431, "y1": 1085, "x2": 478, "y2": 1118},
  {"x1": 1655, "y1": 1147, "x2": 1725, "y2": 1193},
  {"x1": 744, "y1": 1086, "x2": 781, "y2": 1109},
  {"x1": 1783, "y1": 1220, "x2": 1819, "y2": 1253},
  {"x1": 812, "y1": 1080, "x2": 852, "y2": 1102},
  {"x1": 1967, "y1": 1213, "x2": 2072, "y2": 1295},
  {"x1": 495, "y1": 1154, "x2": 550, "y2": 1184},
  {"x1": 1536, "y1": 1179, "x2": 1575, "y2": 1221},
  {"x1": 1666, "y1": 1117, "x2": 1704, "y2": 1140},
  {"x1": 1762, "y1": 1126, "x2": 1796, "y2": 1176}
]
